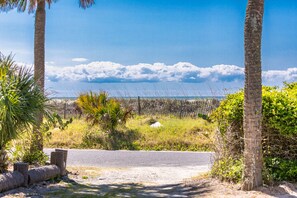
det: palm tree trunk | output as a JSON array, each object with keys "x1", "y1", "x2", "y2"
[
  {"x1": 32, "y1": 0, "x2": 46, "y2": 152},
  {"x1": 0, "y1": 147, "x2": 8, "y2": 173},
  {"x1": 242, "y1": 0, "x2": 264, "y2": 191}
]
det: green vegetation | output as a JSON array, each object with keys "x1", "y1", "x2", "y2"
[
  {"x1": 126, "y1": 115, "x2": 214, "y2": 151},
  {"x1": 77, "y1": 92, "x2": 132, "y2": 134},
  {"x1": 22, "y1": 148, "x2": 49, "y2": 165},
  {"x1": 0, "y1": 54, "x2": 47, "y2": 172},
  {"x1": 212, "y1": 82, "x2": 297, "y2": 137},
  {"x1": 45, "y1": 115, "x2": 215, "y2": 151},
  {"x1": 264, "y1": 157, "x2": 297, "y2": 182},
  {"x1": 211, "y1": 157, "x2": 243, "y2": 183},
  {"x1": 211, "y1": 82, "x2": 297, "y2": 183}
]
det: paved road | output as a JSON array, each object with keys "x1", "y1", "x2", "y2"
[{"x1": 44, "y1": 149, "x2": 214, "y2": 167}]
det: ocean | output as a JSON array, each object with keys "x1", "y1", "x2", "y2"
[{"x1": 46, "y1": 81, "x2": 242, "y2": 99}]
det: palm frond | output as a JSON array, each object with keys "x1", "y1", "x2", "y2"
[
  {"x1": 0, "y1": 54, "x2": 47, "y2": 148},
  {"x1": 79, "y1": 0, "x2": 94, "y2": 9},
  {"x1": 76, "y1": 92, "x2": 132, "y2": 132}
]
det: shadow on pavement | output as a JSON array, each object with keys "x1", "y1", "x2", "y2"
[{"x1": 45, "y1": 177, "x2": 212, "y2": 197}]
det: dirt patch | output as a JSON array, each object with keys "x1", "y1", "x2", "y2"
[{"x1": 1, "y1": 166, "x2": 297, "y2": 197}]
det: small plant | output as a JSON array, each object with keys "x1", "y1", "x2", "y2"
[
  {"x1": 22, "y1": 148, "x2": 49, "y2": 166},
  {"x1": 211, "y1": 157, "x2": 243, "y2": 183},
  {"x1": 46, "y1": 113, "x2": 73, "y2": 131},
  {"x1": 7, "y1": 113, "x2": 71, "y2": 165},
  {"x1": 76, "y1": 92, "x2": 132, "y2": 134},
  {"x1": 197, "y1": 113, "x2": 210, "y2": 122}
]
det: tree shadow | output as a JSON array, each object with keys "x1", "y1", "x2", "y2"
[
  {"x1": 253, "y1": 182, "x2": 297, "y2": 198},
  {"x1": 45, "y1": 178, "x2": 212, "y2": 197}
]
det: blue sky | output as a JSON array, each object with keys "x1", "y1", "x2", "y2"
[{"x1": 1, "y1": 0, "x2": 297, "y2": 97}]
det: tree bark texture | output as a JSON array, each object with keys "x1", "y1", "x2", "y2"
[
  {"x1": 32, "y1": 0, "x2": 46, "y2": 151},
  {"x1": 0, "y1": 172, "x2": 24, "y2": 192},
  {"x1": 28, "y1": 165, "x2": 60, "y2": 185},
  {"x1": 242, "y1": 0, "x2": 264, "y2": 191},
  {"x1": 0, "y1": 147, "x2": 8, "y2": 173}
]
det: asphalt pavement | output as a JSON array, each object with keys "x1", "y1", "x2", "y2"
[{"x1": 44, "y1": 149, "x2": 214, "y2": 167}]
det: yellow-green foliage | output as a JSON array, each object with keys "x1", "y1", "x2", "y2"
[
  {"x1": 45, "y1": 115, "x2": 215, "y2": 151},
  {"x1": 45, "y1": 119, "x2": 100, "y2": 148},
  {"x1": 126, "y1": 115, "x2": 215, "y2": 151},
  {"x1": 212, "y1": 83, "x2": 297, "y2": 136},
  {"x1": 77, "y1": 92, "x2": 132, "y2": 133},
  {"x1": 211, "y1": 82, "x2": 297, "y2": 183},
  {"x1": 211, "y1": 157, "x2": 243, "y2": 183}
]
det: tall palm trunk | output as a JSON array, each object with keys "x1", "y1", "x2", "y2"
[
  {"x1": 242, "y1": 0, "x2": 264, "y2": 191},
  {"x1": 32, "y1": 0, "x2": 46, "y2": 151}
]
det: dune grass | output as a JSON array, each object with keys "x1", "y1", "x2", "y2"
[{"x1": 45, "y1": 115, "x2": 215, "y2": 151}]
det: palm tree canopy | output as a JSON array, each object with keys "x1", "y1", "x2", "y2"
[
  {"x1": 0, "y1": 54, "x2": 47, "y2": 148},
  {"x1": 0, "y1": 0, "x2": 94, "y2": 13}
]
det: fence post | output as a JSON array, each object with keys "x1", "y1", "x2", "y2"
[
  {"x1": 51, "y1": 151, "x2": 66, "y2": 176},
  {"x1": 55, "y1": 149, "x2": 68, "y2": 174},
  {"x1": 63, "y1": 102, "x2": 67, "y2": 119},
  {"x1": 138, "y1": 96, "x2": 141, "y2": 115},
  {"x1": 179, "y1": 100, "x2": 183, "y2": 119}
]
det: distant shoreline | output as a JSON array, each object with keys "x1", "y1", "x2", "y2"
[{"x1": 49, "y1": 96, "x2": 225, "y2": 100}]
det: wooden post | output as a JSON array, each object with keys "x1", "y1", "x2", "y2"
[
  {"x1": 55, "y1": 149, "x2": 68, "y2": 173},
  {"x1": 63, "y1": 102, "x2": 67, "y2": 119},
  {"x1": 179, "y1": 100, "x2": 183, "y2": 119},
  {"x1": 13, "y1": 162, "x2": 29, "y2": 187},
  {"x1": 137, "y1": 96, "x2": 141, "y2": 115},
  {"x1": 50, "y1": 151, "x2": 65, "y2": 176}
]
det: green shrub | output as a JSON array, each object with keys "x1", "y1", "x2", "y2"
[
  {"x1": 211, "y1": 157, "x2": 243, "y2": 183},
  {"x1": 76, "y1": 92, "x2": 132, "y2": 133},
  {"x1": 211, "y1": 82, "x2": 297, "y2": 182},
  {"x1": 22, "y1": 149, "x2": 49, "y2": 166},
  {"x1": 265, "y1": 157, "x2": 297, "y2": 182},
  {"x1": 212, "y1": 84, "x2": 297, "y2": 136},
  {"x1": 211, "y1": 157, "x2": 297, "y2": 183}
]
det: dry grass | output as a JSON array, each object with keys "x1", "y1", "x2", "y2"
[
  {"x1": 67, "y1": 166, "x2": 102, "y2": 180},
  {"x1": 45, "y1": 115, "x2": 216, "y2": 151},
  {"x1": 126, "y1": 115, "x2": 215, "y2": 151},
  {"x1": 45, "y1": 119, "x2": 100, "y2": 148}
]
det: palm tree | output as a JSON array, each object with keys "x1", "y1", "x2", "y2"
[
  {"x1": 76, "y1": 92, "x2": 133, "y2": 134},
  {"x1": 1, "y1": 0, "x2": 95, "y2": 151},
  {"x1": 242, "y1": 0, "x2": 264, "y2": 190},
  {"x1": 0, "y1": 54, "x2": 47, "y2": 172}
]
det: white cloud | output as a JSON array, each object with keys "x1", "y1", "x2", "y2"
[
  {"x1": 71, "y1": 58, "x2": 88, "y2": 62},
  {"x1": 45, "y1": 61, "x2": 55, "y2": 65},
  {"x1": 263, "y1": 68, "x2": 297, "y2": 82},
  {"x1": 45, "y1": 62, "x2": 246, "y2": 83},
  {"x1": 16, "y1": 61, "x2": 297, "y2": 83}
]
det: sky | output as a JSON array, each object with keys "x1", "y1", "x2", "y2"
[{"x1": 1, "y1": 0, "x2": 297, "y2": 97}]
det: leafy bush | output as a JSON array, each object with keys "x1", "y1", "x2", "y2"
[
  {"x1": 22, "y1": 149, "x2": 49, "y2": 166},
  {"x1": 211, "y1": 82, "x2": 297, "y2": 182},
  {"x1": 211, "y1": 157, "x2": 297, "y2": 183},
  {"x1": 76, "y1": 92, "x2": 132, "y2": 133},
  {"x1": 265, "y1": 157, "x2": 297, "y2": 182},
  {"x1": 211, "y1": 157, "x2": 243, "y2": 183},
  {"x1": 212, "y1": 84, "x2": 297, "y2": 136}
]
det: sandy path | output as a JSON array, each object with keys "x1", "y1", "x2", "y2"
[{"x1": 74, "y1": 165, "x2": 210, "y2": 185}]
